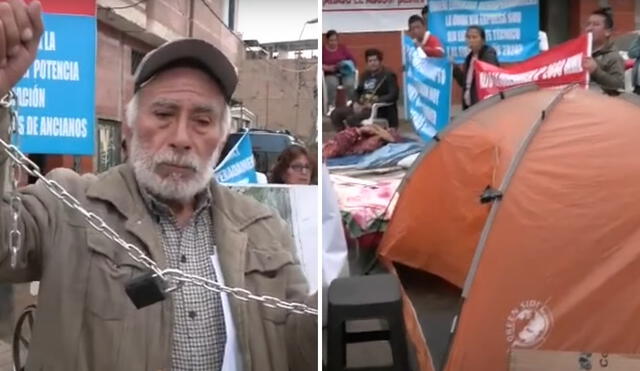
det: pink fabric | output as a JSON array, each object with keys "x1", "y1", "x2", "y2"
[{"x1": 331, "y1": 175, "x2": 402, "y2": 230}]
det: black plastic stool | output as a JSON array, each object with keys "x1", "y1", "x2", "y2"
[{"x1": 327, "y1": 274, "x2": 410, "y2": 371}]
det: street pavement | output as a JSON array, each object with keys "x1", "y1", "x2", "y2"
[{"x1": 0, "y1": 339, "x2": 11, "y2": 371}]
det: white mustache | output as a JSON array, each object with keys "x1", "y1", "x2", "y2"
[{"x1": 153, "y1": 151, "x2": 201, "y2": 171}]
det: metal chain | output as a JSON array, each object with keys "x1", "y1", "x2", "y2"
[
  {"x1": 8, "y1": 174, "x2": 21, "y2": 269},
  {"x1": 0, "y1": 105, "x2": 317, "y2": 316},
  {"x1": 2, "y1": 91, "x2": 21, "y2": 268}
]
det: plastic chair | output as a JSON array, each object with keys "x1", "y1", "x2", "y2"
[
  {"x1": 361, "y1": 102, "x2": 393, "y2": 127},
  {"x1": 327, "y1": 274, "x2": 410, "y2": 371}
]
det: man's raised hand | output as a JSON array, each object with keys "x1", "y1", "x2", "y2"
[{"x1": 0, "y1": 0, "x2": 43, "y2": 97}]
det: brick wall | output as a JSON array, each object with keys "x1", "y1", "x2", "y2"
[
  {"x1": 236, "y1": 58, "x2": 317, "y2": 141},
  {"x1": 570, "y1": 0, "x2": 637, "y2": 37},
  {"x1": 335, "y1": 31, "x2": 405, "y2": 88},
  {"x1": 147, "y1": 0, "x2": 190, "y2": 36}
]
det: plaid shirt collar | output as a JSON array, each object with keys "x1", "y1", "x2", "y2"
[{"x1": 139, "y1": 186, "x2": 212, "y2": 220}]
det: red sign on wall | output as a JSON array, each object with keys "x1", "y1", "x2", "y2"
[{"x1": 29, "y1": 0, "x2": 96, "y2": 16}]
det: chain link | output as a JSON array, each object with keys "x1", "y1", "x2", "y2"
[
  {"x1": 160, "y1": 270, "x2": 317, "y2": 315},
  {"x1": 8, "y1": 185, "x2": 21, "y2": 268},
  {"x1": 0, "y1": 113, "x2": 317, "y2": 316},
  {"x1": 5, "y1": 91, "x2": 21, "y2": 269}
]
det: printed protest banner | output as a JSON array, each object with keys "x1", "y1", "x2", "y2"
[
  {"x1": 428, "y1": 0, "x2": 540, "y2": 63},
  {"x1": 323, "y1": 0, "x2": 426, "y2": 33},
  {"x1": 215, "y1": 132, "x2": 258, "y2": 184},
  {"x1": 402, "y1": 32, "x2": 452, "y2": 141},
  {"x1": 228, "y1": 185, "x2": 318, "y2": 293},
  {"x1": 474, "y1": 33, "x2": 590, "y2": 100},
  {"x1": 14, "y1": 0, "x2": 96, "y2": 155}
]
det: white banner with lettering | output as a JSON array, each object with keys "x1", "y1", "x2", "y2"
[{"x1": 323, "y1": 0, "x2": 426, "y2": 33}]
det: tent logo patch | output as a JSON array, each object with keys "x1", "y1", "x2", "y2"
[{"x1": 505, "y1": 299, "x2": 553, "y2": 348}]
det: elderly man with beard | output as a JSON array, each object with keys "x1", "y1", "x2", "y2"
[{"x1": 0, "y1": 1, "x2": 316, "y2": 371}]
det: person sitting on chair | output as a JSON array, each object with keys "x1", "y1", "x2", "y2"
[
  {"x1": 330, "y1": 48, "x2": 399, "y2": 132},
  {"x1": 323, "y1": 30, "x2": 356, "y2": 108}
]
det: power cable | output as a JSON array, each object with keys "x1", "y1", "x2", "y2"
[{"x1": 104, "y1": 0, "x2": 146, "y2": 10}]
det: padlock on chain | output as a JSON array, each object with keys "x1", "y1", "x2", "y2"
[{"x1": 124, "y1": 271, "x2": 170, "y2": 309}]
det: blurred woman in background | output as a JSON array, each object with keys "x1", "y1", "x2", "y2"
[
  {"x1": 270, "y1": 145, "x2": 315, "y2": 185},
  {"x1": 453, "y1": 25, "x2": 499, "y2": 109}
]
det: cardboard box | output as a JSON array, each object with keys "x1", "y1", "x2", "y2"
[{"x1": 510, "y1": 349, "x2": 640, "y2": 371}]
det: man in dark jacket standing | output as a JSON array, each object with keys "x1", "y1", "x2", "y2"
[{"x1": 330, "y1": 48, "x2": 399, "y2": 131}]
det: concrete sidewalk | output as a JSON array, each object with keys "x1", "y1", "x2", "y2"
[
  {"x1": 322, "y1": 244, "x2": 460, "y2": 371},
  {"x1": 0, "y1": 339, "x2": 12, "y2": 371}
]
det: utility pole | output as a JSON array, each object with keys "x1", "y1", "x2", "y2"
[{"x1": 188, "y1": 0, "x2": 194, "y2": 37}]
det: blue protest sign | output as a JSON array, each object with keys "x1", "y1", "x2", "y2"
[
  {"x1": 14, "y1": 13, "x2": 96, "y2": 155},
  {"x1": 402, "y1": 33, "x2": 452, "y2": 142},
  {"x1": 428, "y1": 0, "x2": 540, "y2": 63},
  {"x1": 215, "y1": 132, "x2": 258, "y2": 184}
]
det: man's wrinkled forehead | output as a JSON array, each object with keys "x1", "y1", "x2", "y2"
[
  {"x1": 140, "y1": 66, "x2": 224, "y2": 98},
  {"x1": 138, "y1": 69, "x2": 226, "y2": 119},
  {"x1": 138, "y1": 59, "x2": 225, "y2": 96},
  {"x1": 147, "y1": 97, "x2": 223, "y2": 118}
]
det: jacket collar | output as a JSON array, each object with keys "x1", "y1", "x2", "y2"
[
  {"x1": 421, "y1": 30, "x2": 431, "y2": 45},
  {"x1": 85, "y1": 164, "x2": 273, "y2": 266},
  {"x1": 86, "y1": 163, "x2": 272, "y2": 229},
  {"x1": 593, "y1": 40, "x2": 616, "y2": 56},
  {"x1": 466, "y1": 45, "x2": 490, "y2": 64}
]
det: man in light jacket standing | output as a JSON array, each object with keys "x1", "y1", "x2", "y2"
[{"x1": 0, "y1": 1, "x2": 316, "y2": 370}]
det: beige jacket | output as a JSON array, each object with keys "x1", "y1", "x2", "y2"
[
  {"x1": 591, "y1": 40, "x2": 625, "y2": 95},
  {"x1": 0, "y1": 109, "x2": 317, "y2": 371}
]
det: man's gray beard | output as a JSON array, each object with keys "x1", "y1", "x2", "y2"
[{"x1": 128, "y1": 133, "x2": 218, "y2": 202}]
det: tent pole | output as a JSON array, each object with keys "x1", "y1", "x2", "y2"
[
  {"x1": 440, "y1": 84, "x2": 575, "y2": 370},
  {"x1": 439, "y1": 296, "x2": 464, "y2": 370}
]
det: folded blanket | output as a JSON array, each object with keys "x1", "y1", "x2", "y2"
[
  {"x1": 327, "y1": 141, "x2": 426, "y2": 170},
  {"x1": 353, "y1": 142, "x2": 425, "y2": 170},
  {"x1": 323, "y1": 126, "x2": 400, "y2": 159},
  {"x1": 330, "y1": 174, "x2": 402, "y2": 232}
]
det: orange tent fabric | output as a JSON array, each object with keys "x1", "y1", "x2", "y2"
[{"x1": 378, "y1": 85, "x2": 640, "y2": 370}]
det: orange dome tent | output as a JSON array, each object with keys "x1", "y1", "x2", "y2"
[{"x1": 378, "y1": 85, "x2": 640, "y2": 370}]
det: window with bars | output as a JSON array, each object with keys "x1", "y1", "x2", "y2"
[
  {"x1": 228, "y1": 0, "x2": 236, "y2": 30},
  {"x1": 96, "y1": 119, "x2": 123, "y2": 173},
  {"x1": 131, "y1": 49, "x2": 146, "y2": 75}
]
